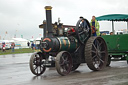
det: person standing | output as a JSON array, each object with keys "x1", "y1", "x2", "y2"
[
  {"x1": 31, "y1": 42, "x2": 34, "y2": 50},
  {"x1": 11, "y1": 42, "x2": 15, "y2": 52},
  {"x1": 90, "y1": 16, "x2": 100, "y2": 36},
  {"x1": 2, "y1": 42, "x2": 6, "y2": 52},
  {"x1": 27, "y1": 42, "x2": 30, "y2": 48}
]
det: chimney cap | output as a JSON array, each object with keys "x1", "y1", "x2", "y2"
[{"x1": 45, "y1": 6, "x2": 52, "y2": 10}]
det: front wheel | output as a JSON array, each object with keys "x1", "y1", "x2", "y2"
[
  {"x1": 55, "y1": 51, "x2": 72, "y2": 76},
  {"x1": 85, "y1": 37, "x2": 108, "y2": 71},
  {"x1": 29, "y1": 52, "x2": 46, "y2": 76}
]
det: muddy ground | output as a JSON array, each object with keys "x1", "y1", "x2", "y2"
[{"x1": 0, "y1": 53, "x2": 128, "y2": 85}]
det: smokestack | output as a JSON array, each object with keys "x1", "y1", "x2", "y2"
[
  {"x1": 45, "y1": 6, "x2": 53, "y2": 37},
  {"x1": 42, "y1": 20, "x2": 46, "y2": 37}
]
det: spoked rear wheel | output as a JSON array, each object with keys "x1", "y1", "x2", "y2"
[
  {"x1": 29, "y1": 52, "x2": 46, "y2": 76},
  {"x1": 55, "y1": 51, "x2": 72, "y2": 76},
  {"x1": 85, "y1": 37, "x2": 108, "y2": 71}
]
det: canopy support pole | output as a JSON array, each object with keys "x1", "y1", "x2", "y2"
[
  {"x1": 112, "y1": 20, "x2": 115, "y2": 34},
  {"x1": 127, "y1": 21, "x2": 128, "y2": 33}
]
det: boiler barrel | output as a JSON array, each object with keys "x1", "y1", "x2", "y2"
[{"x1": 41, "y1": 37, "x2": 79, "y2": 52}]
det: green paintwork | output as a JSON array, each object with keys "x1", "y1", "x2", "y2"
[
  {"x1": 109, "y1": 53, "x2": 126, "y2": 56},
  {"x1": 102, "y1": 34, "x2": 128, "y2": 53},
  {"x1": 102, "y1": 34, "x2": 128, "y2": 60},
  {"x1": 96, "y1": 14, "x2": 128, "y2": 21},
  {"x1": 126, "y1": 56, "x2": 128, "y2": 60},
  {"x1": 57, "y1": 37, "x2": 79, "y2": 52}
]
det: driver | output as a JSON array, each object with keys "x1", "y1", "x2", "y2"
[
  {"x1": 81, "y1": 18, "x2": 87, "y2": 29},
  {"x1": 68, "y1": 17, "x2": 88, "y2": 35}
]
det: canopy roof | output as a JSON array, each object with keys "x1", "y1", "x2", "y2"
[{"x1": 96, "y1": 14, "x2": 128, "y2": 21}]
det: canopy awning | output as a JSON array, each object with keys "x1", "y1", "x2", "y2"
[
  {"x1": 96, "y1": 14, "x2": 128, "y2": 34},
  {"x1": 96, "y1": 14, "x2": 128, "y2": 21}
]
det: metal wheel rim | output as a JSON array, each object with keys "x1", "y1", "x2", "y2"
[
  {"x1": 29, "y1": 52, "x2": 46, "y2": 76},
  {"x1": 55, "y1": 51, "x2": 72, "y2": 76}
]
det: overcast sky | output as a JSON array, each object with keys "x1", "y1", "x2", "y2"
[{"x1": 0, "y1": 0, "x2": 128, "y2": 40}]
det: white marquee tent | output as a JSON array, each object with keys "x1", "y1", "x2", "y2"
[{"x1": 12, "y1": 38, "x2": 29, "y2": 49}]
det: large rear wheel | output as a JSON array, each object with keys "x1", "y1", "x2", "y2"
[
  {"x1": 85, "y1": 37, "x2": 108, "y2": 71},
  {"x1": 106, "y1": 55, "x2": 111, "y2": 66}
]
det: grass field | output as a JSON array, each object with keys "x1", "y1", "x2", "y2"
[{"x1": 0, "y1": 48, "x2": 36, "y2": 55}]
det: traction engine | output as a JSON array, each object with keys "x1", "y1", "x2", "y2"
[{"x1": 29, "y1": 6, "x2": 108, "y2": 76}]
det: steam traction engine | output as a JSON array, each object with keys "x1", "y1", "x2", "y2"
[{"x1": 29, "y1": 6, "x2": 108, "y2": 76}]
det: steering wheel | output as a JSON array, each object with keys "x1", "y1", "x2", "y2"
[{"x1": 75, "y1": 19, "x2": 91, "y2": 44}]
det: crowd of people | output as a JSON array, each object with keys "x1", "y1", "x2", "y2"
[
  {"x1": 27, "y1": 42, "x2": 37, "y2": 50},
  {"x1": 1, "y1": 41, "x2": 37, "y2": 52}
]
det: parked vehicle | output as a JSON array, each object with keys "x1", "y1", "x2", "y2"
[{"x1": 0, "y1": 40, "x2": 11, "y2": 50}]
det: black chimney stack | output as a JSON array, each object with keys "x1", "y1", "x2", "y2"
[{"x1": 45, "y1": 6, "x2": 53, "y2": 37}]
